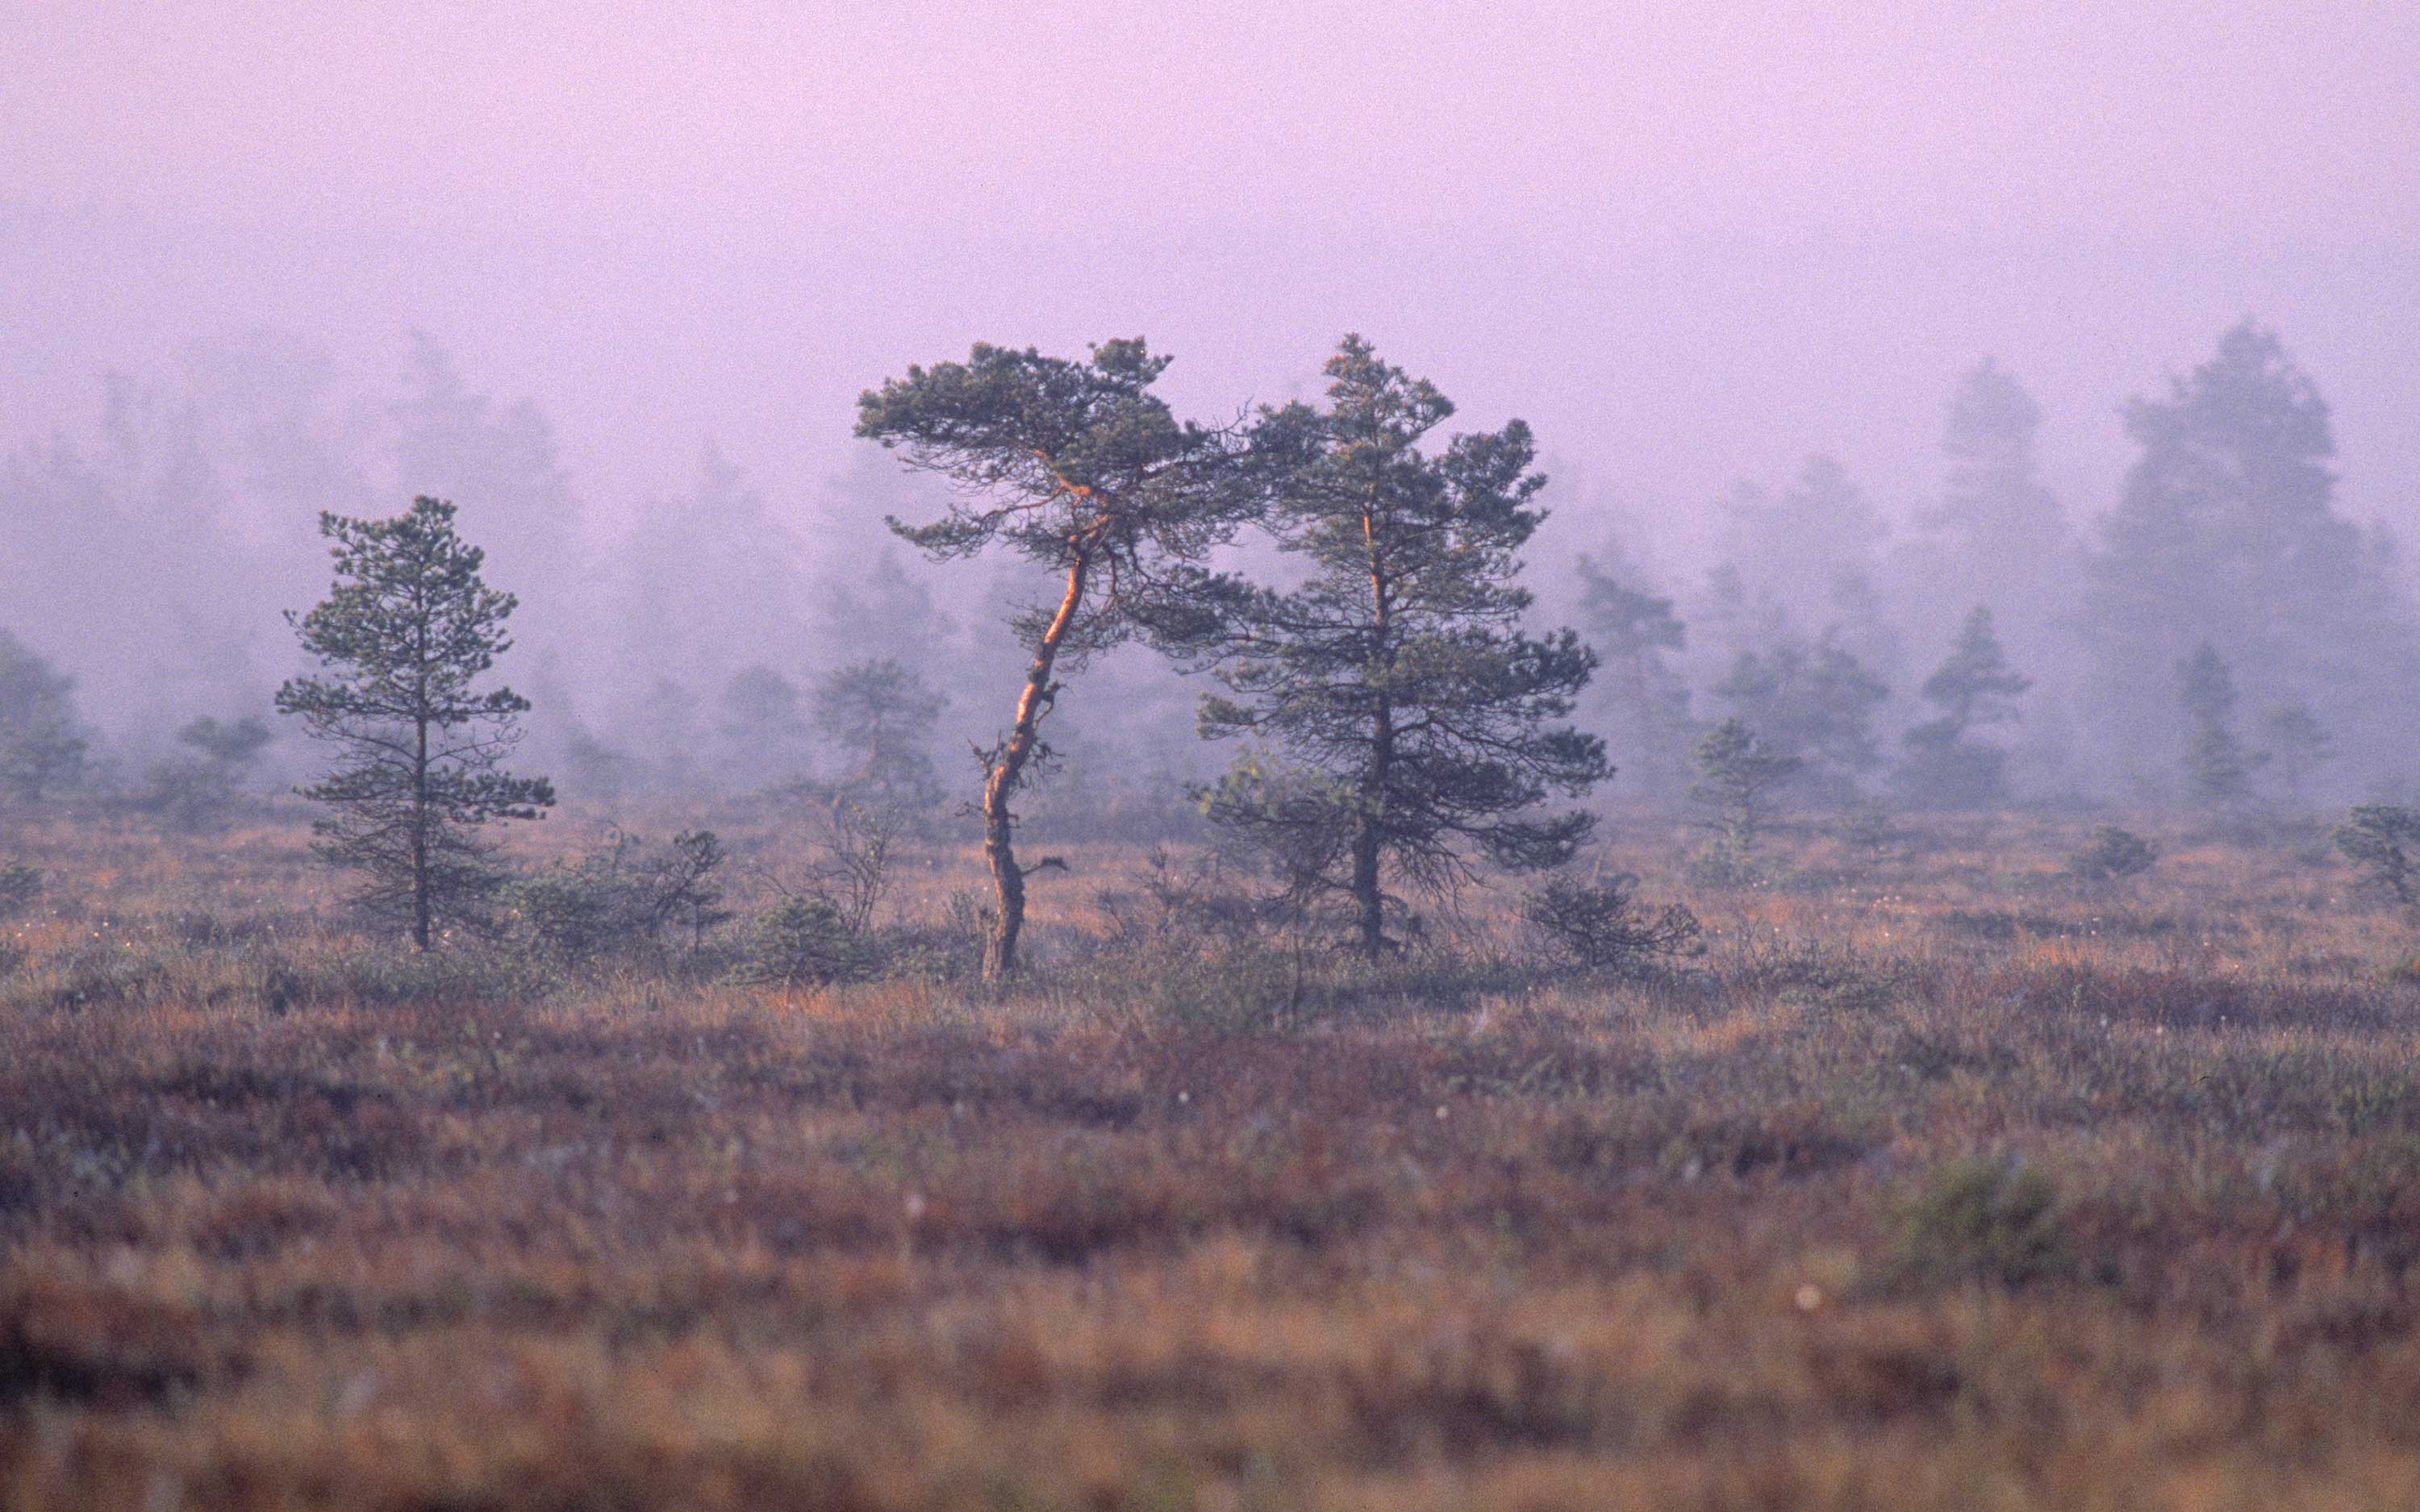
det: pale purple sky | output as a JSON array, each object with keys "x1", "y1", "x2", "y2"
[{"x1": 6, "y1": 0, "x2": 2417, "y2": 551}]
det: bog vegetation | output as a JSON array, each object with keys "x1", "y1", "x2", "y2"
[{"x1": 8, "y1": 321, "x2": 2420, "y2": 1507}]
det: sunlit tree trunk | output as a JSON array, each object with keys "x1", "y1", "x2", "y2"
[{"x1": 980, "y1": 546, "x2": 1090, "y2": 978}]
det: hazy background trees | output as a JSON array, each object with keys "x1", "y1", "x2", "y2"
[
  {"x1": 2, "y1": 310, "x2": 2416, "y2": 831},
  {"x1": 2083, "y1": 323, "x2": 2420, "y2": 797}
]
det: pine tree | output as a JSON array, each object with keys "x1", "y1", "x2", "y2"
[
  {"x1": 811, "y1": 658, "x2": 946, "y2": 808},
  {"x1": 2260, "y1": 702, "x2": 2334, "y2": 806},
  {"x1": 2084, "y1": 322, "x2": 2416, "y2": 781},
  {"x1": 1194, "y1": 336, "x2": 1608, "y2": 958},
  {"x1": 1896, "y1": 360, "x2": 2075, "y2": 672},
  {"x1": 1713, "y1": 633, "x2": 1889, "y2": 801},
  {"x1": 143, "y1": 714, "x2": 273, "y2": 831},
  {"x1": 2176, "y1": 641, "x2": 2265, "y2": 806},
  {"x1": 0, "y1": 630, "x2": 87, "y2": 808},
  {"x1": 1575, "y1": 552, "x2": 1692, "y2": 802},
  {"x1": 1896, "y1": 606, "x2": 2031, "y2": 809},
  {"x1": 277, "y1": 498, "x2": 554, "y2": 948},
  {"x1": 857, "y1": 339, "x2": 1254, "y2": 976},
  {"x1": 1691, "y1": 718, "x2": 1801, "y2": 866}
]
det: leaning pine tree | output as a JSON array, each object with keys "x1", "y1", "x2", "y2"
[
  {"x1": 1195, "y1": 335, "x2": 1610, "y2": 958},
  {"x1": 276, "y1": 497, "x2": 554, "y2": 948},
  {"x1": 856, "y1": 339, "x2": 1254, "y2": 977}
]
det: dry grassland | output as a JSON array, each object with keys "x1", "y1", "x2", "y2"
[{"x1": 4, "y1": 807, "x2": 2420, "y2": 1510}]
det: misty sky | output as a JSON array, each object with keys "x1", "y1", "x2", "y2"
[{"x1": 6, "y1": 0, "x2": 2417, "y2": 556}]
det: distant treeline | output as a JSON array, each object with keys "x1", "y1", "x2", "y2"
[{"x1": 3, "y1": 318, "x2": 2413, "y2": 824}]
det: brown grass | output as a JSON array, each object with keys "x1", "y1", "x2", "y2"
[{"x1": 4, "y1": 805, "x2": 2420, "y2": 1509}]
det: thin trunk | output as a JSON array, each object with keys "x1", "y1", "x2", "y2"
[
  {"x1": 983, "y1": 546, "x2": 1091, "y2": 977},
  {"x1": 411, "y1": 711, "x2": 432, "y2": 950},
  {"x1": 410, "y1": 570, "x2": 432, "y2": 951},
  {"x1": 1355, "y1": 502, "x2": 1392, "y2": 960}
]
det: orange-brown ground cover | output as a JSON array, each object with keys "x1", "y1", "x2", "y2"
[{"x1": 4, "y1": 808, "x2": 2420, "y2": 1509}]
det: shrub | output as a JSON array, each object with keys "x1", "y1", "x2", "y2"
[
  {"x1": 338, "y1": 944, "x2": 561, "y2": 1008},
  {"x1": 1891, "y1": 1156, "x2": 2070, "y2": 1288},
  {"x1": 1518, "y1": 872, "x2": 1702, "y2": 974},
  {"x1": 508, "y1": 829, "x2": 732, "y2": 964},
  {"x1": 2334, "y1": 805, "x2": 2420, "y2": 907},
  {"x1": 734, "y1": 897, "x2": 874, "y2": 988},
  {"x1": 2066, "y1": 826, "x2": 2156, "y2": 882}
]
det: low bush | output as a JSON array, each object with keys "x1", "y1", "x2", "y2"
[
  {"x1": 1890, "y1": 1156, "x2": 2070, "y2": 1288},
  {"x1": 2065, "y1": 826, "x2": 2156, "y2": 882},
  {"x1": 508, "y1": 829, "x2": 733, "y2": 965},
  {"x1": 733, "y1": 897, "x2": 878, "y2": 988},
  {"x1": 1518, "y1": 872, "x2": 1702, "y2": 975}
]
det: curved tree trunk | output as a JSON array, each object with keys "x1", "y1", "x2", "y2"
[{"x1": 981, "y1": 547, "x2": 1091, "y2": 978}]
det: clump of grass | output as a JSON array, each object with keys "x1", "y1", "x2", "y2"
[{"x1": 1890, "y1": 1156, "x2": 2071, "y2": 1288}]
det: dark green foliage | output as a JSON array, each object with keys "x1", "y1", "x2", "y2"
[
  {"x1": 0, "y1": 630, "x2": 87, "y2": 807},
  {"x1": 1714, "y1": 634, "x2": 1888, "y2": 800},
  {"x1": 1518, "y1": 871, "x2": 1702, "y2": 974},
  {"x1": 1896, "y1": 606, "x2": 2030, "y2": 809},
  {"x1": 2176, "y1": 641, "x2": 2266, "y2": 806},
  {"x1": 858, "y1": 338, "x2": 1254, "y2": 977},
  {"x1": 2263, "y1": 702, "x2": 2334, "y2": 805},
  {"x1": 1194, "y1": 336, "x2": 1610, "y2": 957},
  {"x1": 143, "y1": 714, "x2": 273, "y2": 832},
  {"x1": 276, "y1": 497, "x2": 555, "y2": 949},
  {"x1": 1691, "y1": 719, "x2": 1800, "y2": 869},
  {"x1": 2334, "y1": 805, "x2": 2420, "y2": 907},
  {"x1": 810, "y1": 657, "x2": 945, "y2": 808},
  {"x1": 1891, "y1": 1157, "x2": 2070, "y2": 1288},
  {"x1": 2067, "y1": 826, "x2": 2157, "y2": 882}
]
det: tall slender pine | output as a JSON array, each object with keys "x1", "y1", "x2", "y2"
[{"x1": 277, "y1": 497, "x2": 553, "y2": 948}]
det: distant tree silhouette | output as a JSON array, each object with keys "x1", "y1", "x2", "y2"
[
  {"x1": 811, "y1": 658, "x2": 945, "y2": 808},
  {"x1": 2085, "y1": 322, "x2": 2420, "y2": 783},
  {"x1": 2176, "y1": 641, "x2": 2265, "y2": 807},
  {"x1": 716, "y1": 664, "x2": 807, "y2": 789},
  {"x1": 1896, "y1": 359, "x2": 2075, "y2": 673},
  {"x1": 0, "y1": 630, "x2": 86, "y2": 808},
  {"x1": 2260, "y1": 702, "x2": 2334, "y2": 806},
  {"x1": 1896, "y1": 606, "x2": 2030, "y2": 809},
  {"x1": 143, "y1": 714, "x2": 272, "y2": 831},
  {"x1": 1692, "y1": 718, "x2": 1800, "y2": 867},
  {"x1": 1713, "y1": 633, "x2": 1888, "y2": 802},
  {"x1": 1575, "y1": 551, "x2": 1692, "y2": 802}
]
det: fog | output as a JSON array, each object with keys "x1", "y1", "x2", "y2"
[{"x1": 6, "y1": 1, "x2": 2418, "y2": 812}]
